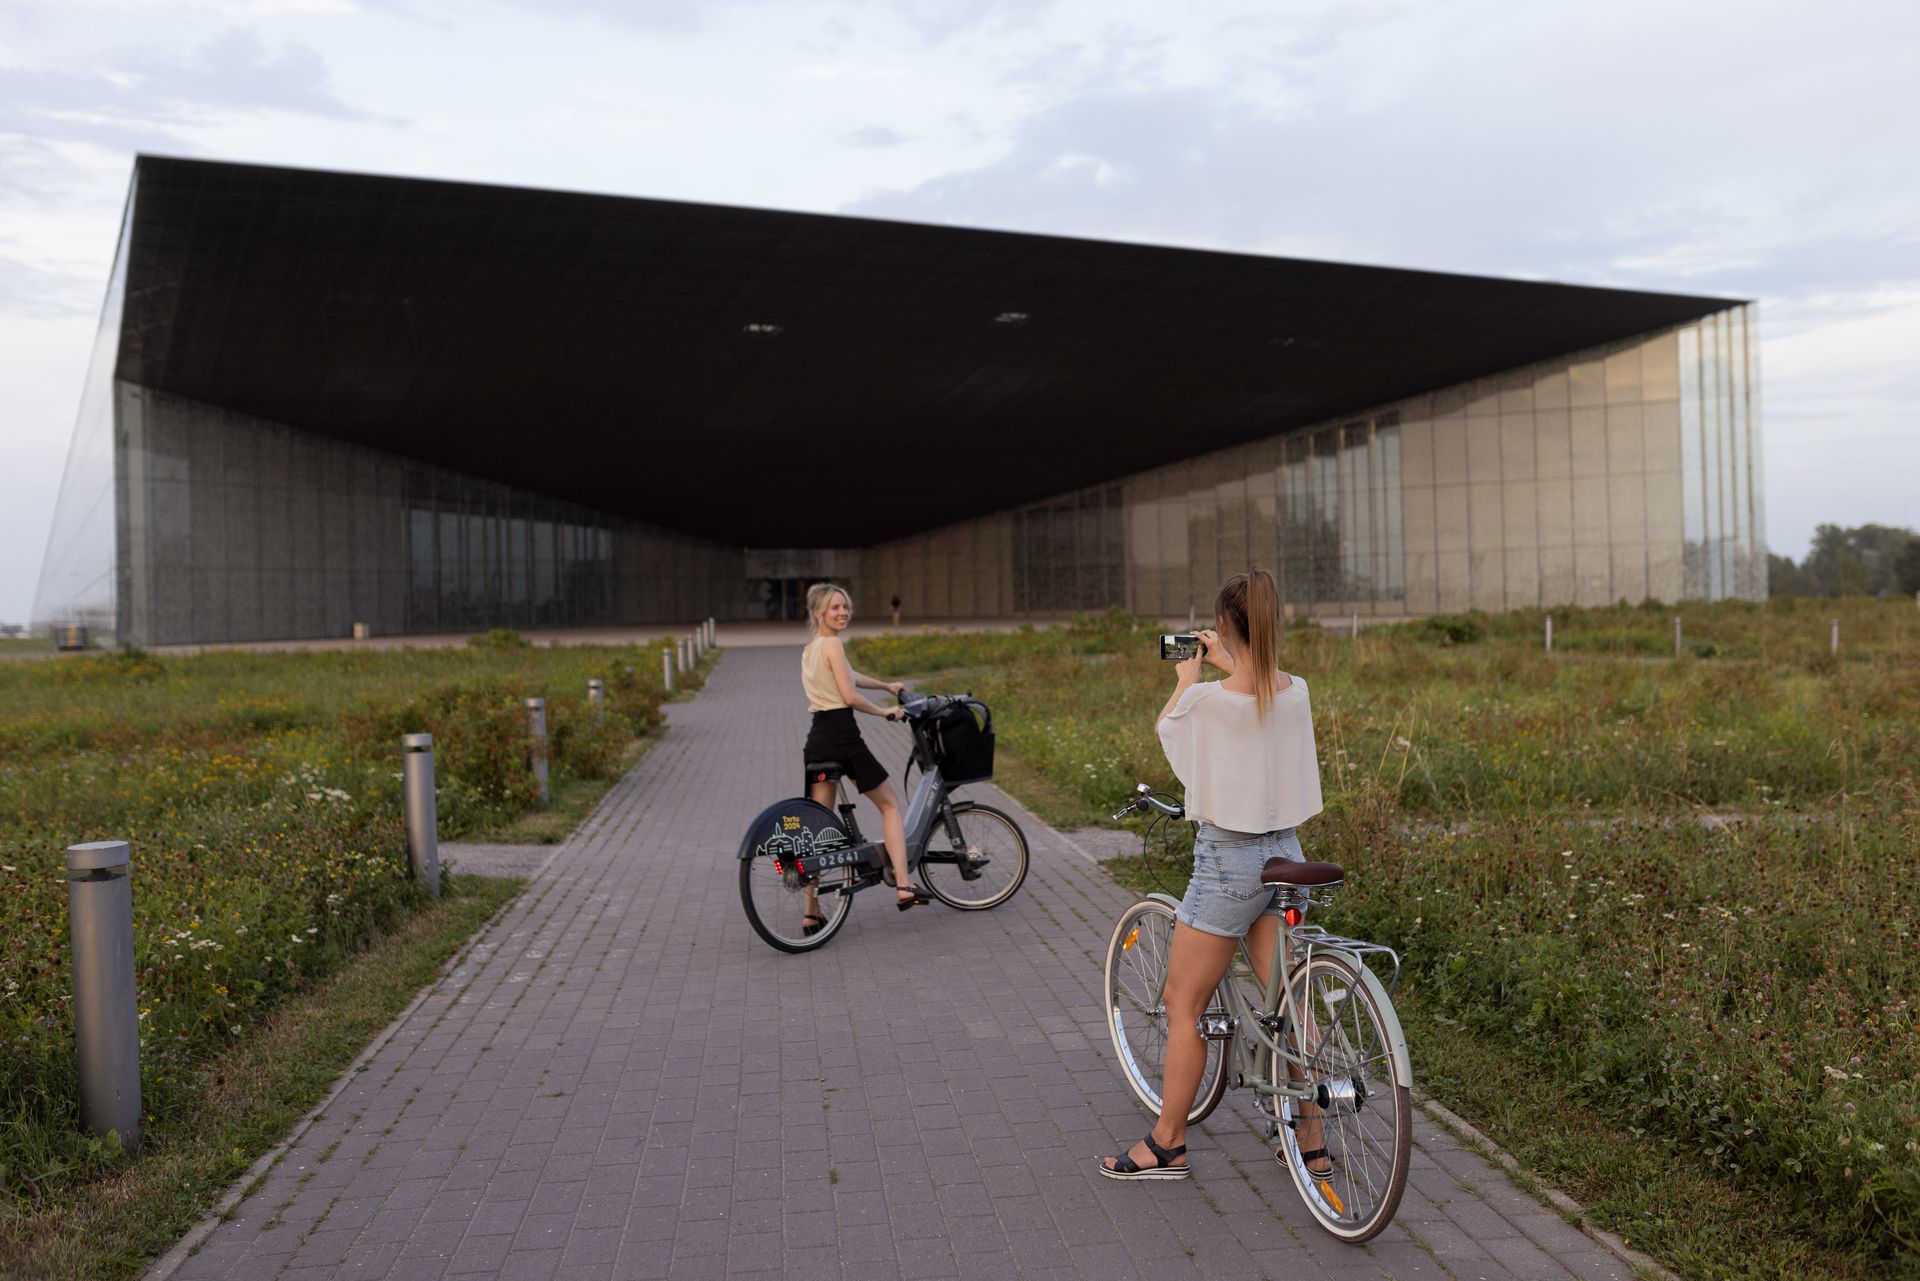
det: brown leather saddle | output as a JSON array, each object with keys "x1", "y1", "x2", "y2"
[{"x1": 1261, "y1": 858, "x2": 1344, "y2": 887}]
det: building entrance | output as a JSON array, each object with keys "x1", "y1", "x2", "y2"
[{"x1": 756, "y1": 577, "x2": 833, "y2": 621}]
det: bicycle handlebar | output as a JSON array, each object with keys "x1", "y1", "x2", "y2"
[{"x1": 1112, "y1": 783, "x2": 1184, "y2": 822}]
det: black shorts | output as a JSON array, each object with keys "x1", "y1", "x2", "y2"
[{"x1": 803, "y1": 708, "x2": 889, "y2": 794}]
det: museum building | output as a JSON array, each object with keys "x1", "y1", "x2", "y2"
[{"x1": 33, "y1": 156, "x2": 1765, "y2": 646}]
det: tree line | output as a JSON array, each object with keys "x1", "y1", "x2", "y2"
[{"x1": 1769, "y1": 523, "x2": 1920, "y2": 597}]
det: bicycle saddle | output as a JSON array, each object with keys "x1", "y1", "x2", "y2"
[
  {"x1": 1261, "y1": 859, "x2": 1344, "y2": 887},
  {"x1": 803, "y1": 761, "x2": 845, "y2": 785}
]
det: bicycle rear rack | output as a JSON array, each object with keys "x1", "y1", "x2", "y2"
[{"x1": 1290, "y1": 925, "x2": 1403, "y2": 994}]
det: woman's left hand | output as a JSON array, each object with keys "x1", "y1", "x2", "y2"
[{"x1": 888, "y1": 681, "x2": 907, "y2": 698}]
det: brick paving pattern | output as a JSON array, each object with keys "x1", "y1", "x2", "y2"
[{"x1": 158, "y1": 646, "x2": 1631, "y2": 1281}]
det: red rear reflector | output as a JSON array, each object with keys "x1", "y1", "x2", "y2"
[{"x1": 1284, "y1": 907, "x2": 1302, "y2": 927}]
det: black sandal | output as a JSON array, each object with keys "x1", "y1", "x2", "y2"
[
  {"x1": 1098, "y1": 1133, "x2": 1190, "y2": 1181},
  {"x1": 801, "y1": 912, "x2": 827, "y2": 936},
  {"x1": 1281, "y1": 1146, "x2": 1336, "y2": 1179},
  {"x1": 895, "y1": 885, "x2": 932, "y2": 911}
]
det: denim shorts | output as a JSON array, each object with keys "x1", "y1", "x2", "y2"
[{"x1": 1175, "y1": 824, "x2": 1305, "y2": 939}]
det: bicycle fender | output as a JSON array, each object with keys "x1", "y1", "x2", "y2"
[
  {"x1": 1145, "y1": 892, "x2": 1183, "y2": 913},
  {"x1": 1350, "y1": 959, "x2": 1414, "y2": 1086},
  {"x1": 737, "y1": 797, "x2": 850, "y2": 861}
]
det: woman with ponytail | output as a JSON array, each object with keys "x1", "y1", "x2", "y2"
[{"x1": 1099, "y1": 568, "x2": 1330, "y2": 1182}]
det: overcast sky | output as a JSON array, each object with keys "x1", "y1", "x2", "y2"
[{"x1": 4, "y1": 0, "x2": 1917, "y2": 624}]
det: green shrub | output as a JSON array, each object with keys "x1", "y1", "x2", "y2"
[{"x1": 467, "y1": 628, "x2": 532, "y2": 649}]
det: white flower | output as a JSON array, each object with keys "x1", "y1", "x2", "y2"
[
  {"x1": 1394, "y1": 736, "x2": 1411, "y2": 748},
  {"x1": 289, "y1": 934, "x2": 305, "y2": 944},
  {"x1": 0, "y1": 865, "x2": 15, "y2": 873}
]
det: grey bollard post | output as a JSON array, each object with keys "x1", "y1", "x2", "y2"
[
  {"x1": 524, "y1": 698, "x2": 550, "y2": 803},
  {"x1": 1674, "y1": 616, "x2": 1683, "y2": 657},
  {"x1": 352, "y1": 622, "x2": 369, "y2": 641},
  {"x1": 588, "y1": 678, "x2": 605, "y2": 724},
  {"x1": 663, "y1": 647, "x2": 675, "y2": 693},
  {"x1": 1544, "y1": 616, "x2": 1553, "y2": 653},
  {"x1": 1830, "y1": 618, "x2": 1840, "y2": 656},
  {"x1": 402, "y1": 734, "x2": 440, "y2": 897},
  {"x1": 66, "y1": 841, "x2": 142, "y2": 1150}
]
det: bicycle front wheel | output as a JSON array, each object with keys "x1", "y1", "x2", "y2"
[
  {"x1": 920, "y1": 802, "x2": 1029, "y2": 910},
  {"x1": 1272, "y1": 953, "x2": 1411, "y2": 1243},
  {"x1": 1103, "y1": 900, "x2": 1232, "y2": 1126}
]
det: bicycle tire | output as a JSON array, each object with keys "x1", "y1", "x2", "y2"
[
  {"x1": 1270, "y1": 953, "x2": 1411, "y2": 1243},
  {"x1": 738, "y1": 854, "x2": 854, "y2": 953},
  {"x1": 1102, "y1": 899, "x2": 1232, "y2": 1125},
  {"x1": 737, "y1": 797, "x2": 857, "y2": 953},
  {"x1": 919, "y1": 801, "x2": 1029, "y2": 910}
]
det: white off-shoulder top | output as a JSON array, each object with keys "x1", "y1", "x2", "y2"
[{"x1": 1155, "y1": 675, "x2": 1324, "y2": 833}]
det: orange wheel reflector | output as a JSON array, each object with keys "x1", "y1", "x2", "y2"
[
  {"x1": 1121, "y1": 929, "x2": 1140, "y2": 952},
  {"x1": 1320, "y1": 1180, "x2": 1345, "y2": 1214}
]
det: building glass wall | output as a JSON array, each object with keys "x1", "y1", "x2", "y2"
[
  {"x1": 861, "y1": 306, "x2": 1762, "y2": 619},
  {"x1": 109, "y1": 387, "x2": 745, "y2": 647},
  {"x1": 30, "y1": 181, "x2": 135, "y2": 641}
]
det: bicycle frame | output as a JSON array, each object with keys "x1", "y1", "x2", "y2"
[
  {"x1": 805, "y1": 706, "x2": 968, "y2": 880},
  {"x1": 1136, "y1": 891, "x2": 1412, "y2": 1102}
]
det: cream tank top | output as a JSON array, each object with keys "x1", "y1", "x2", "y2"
[
  {"x1": 1155, "y1": 675, "x2": 1324, "y2": 833},
  {"x1": 801, "y1": 638, "x2": 846, "y2": 712}
]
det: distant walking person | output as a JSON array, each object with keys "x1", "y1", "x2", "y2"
[
  {"x1": 799, "y1": 584, "x2": 928, "y2": 927},
  {"x1": 890, "y1": 594, "x2": 902, "y2": 627},
  {"x1": 1098, "y1": 568, "x2": 1331, "y2": 1181}
]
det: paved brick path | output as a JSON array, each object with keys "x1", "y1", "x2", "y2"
[{"x1": 157, "y1": 647, "x2": 1632, "y2": 1281}]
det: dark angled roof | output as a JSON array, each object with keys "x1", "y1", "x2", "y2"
[{"x1": 116, "y1": 155, "x2": 1738, "y2": 548}]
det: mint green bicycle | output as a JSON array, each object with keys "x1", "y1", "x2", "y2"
[{"x1": 1104, "y1": 785, "x2": 1413, "y2": 1243}]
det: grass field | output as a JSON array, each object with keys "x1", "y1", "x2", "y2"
[
  {"x1": 851, "y1": 597, "x2": 1918, "y2": 1280},
  {"x1": 0, "y1": 634, "x2": 711, "y2": 1270}
]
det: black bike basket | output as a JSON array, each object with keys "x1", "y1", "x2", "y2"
[{"x1": 931, "y1": 698, "x2": 995, "y2": 785}]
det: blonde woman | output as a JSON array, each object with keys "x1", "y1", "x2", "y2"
[
  {"x1": 800, "y1": 583, "x2": 929, "y2": 924},
  {"x1": 1099, "y1": 569, "x2": 1331, "y2": 1181}
]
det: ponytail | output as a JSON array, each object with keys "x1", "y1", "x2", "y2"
[{"x1": 1216, "y1": 569, "x2": 1282, "y2": 718}]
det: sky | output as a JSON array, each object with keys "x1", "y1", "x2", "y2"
[{"x1": 3, "y1": 0, "x2": 1917, "y2": 624}]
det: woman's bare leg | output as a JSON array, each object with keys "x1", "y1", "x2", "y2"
[
  {"x1": 866, "y1": 781, "x2": 914, "y2": 898},
  {"x1": 801, "y1": 779, "x2": 836, "y2": 921},
  {"x1": 1103, "y1": 922, "x2": 1237, "y2": 1172},
  {"x1": 1247, "y1": 910, "x2": 1332, "y2": 1174}
]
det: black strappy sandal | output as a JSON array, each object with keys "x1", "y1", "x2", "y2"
[
  {"x1": 1280, "y1": 1146, "x2": 1337, "y2": 1179},
  {"x1": 1098, "y1": 1133, "x2": 1190, "y2": 1181},
  {"x1": 801, "y1": 912, "x2": 828, "y2": 936},
  {"x1": 895, "y1": 885, "x2": 932, "y2": 911}
]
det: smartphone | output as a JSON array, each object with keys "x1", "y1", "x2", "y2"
[{"x1": 1159, "y1": 633, "x2": 1205, "y2": 661}]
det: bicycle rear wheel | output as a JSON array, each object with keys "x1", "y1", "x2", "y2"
[
  {"x1": 737, "y1": 797, "x2": 858, "y2": 953},
  {"x1": 1271, "y1": 953, "x2": 1411, "y2": 1243},
  {"x1": 1103, "y1": 900, "x2": 1232, "y2": 1126}
]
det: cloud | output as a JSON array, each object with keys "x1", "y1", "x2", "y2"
[
  {"x1": 840, "y1": 123, "x2": 911, "y2": 148},
  {"x1": 0, "y1": 255, "x2": 101, "y2": 320},
  {"x1": 0, "y1": 27, "x2": 389, "y2": 166}
]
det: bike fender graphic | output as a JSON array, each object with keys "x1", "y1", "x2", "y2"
[{"x1": 736, "y1": 797, "x2": 850, "y2": 862}]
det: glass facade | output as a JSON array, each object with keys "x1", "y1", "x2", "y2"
[
  {"x1": 861, "y1": 307, "x2": 1763, "y2": 619},
  {"x1": 108, "y1": 387, "x2": 744, "y2": 646},
  {"x1": 29, "y1": 181, "x2": 134, "y2": 641}
]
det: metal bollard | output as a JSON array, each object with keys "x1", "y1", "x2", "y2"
[
  {"x1": 352, "y1": 622, "x2": 369, "y2": 641},
  {"x1": 663, "y1": 647, "x2": 675, "y2": 693},
  {"x1": 1544, "y1": 616, "x2": 1553, "y2": 653},
  {"x1": 1830, "y1": 619, "x2": 1840, "y2": 656},
  {"x1": 402, "y1": 734, "x2": 440, "y2": 897},
  {"x1": 1674, "y1": 616, "x2": 1683, "y2": 657},
  {"x1": 66, "y1": 840, "x2": 141, "y2": 1150},
  {"x1": 1351, "y1": 613, "x2": 1359, "y2": 640},
  {"x1": 588, "y1": 678, "x2": 605, "y2": 724},
  {"x1": 524, "y1": 697, "x2": 550, "y2": 803}
]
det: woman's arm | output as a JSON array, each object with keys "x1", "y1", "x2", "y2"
[
  {"x1": 850, "y1": 668, "x2": 906, "y2": 697},
  {"x1": 1156, "y1": 651, "x2": 1204, "y2": 724},
  {"x1": 824, "y1": 638, "x2": 904, "y2": 719}
]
